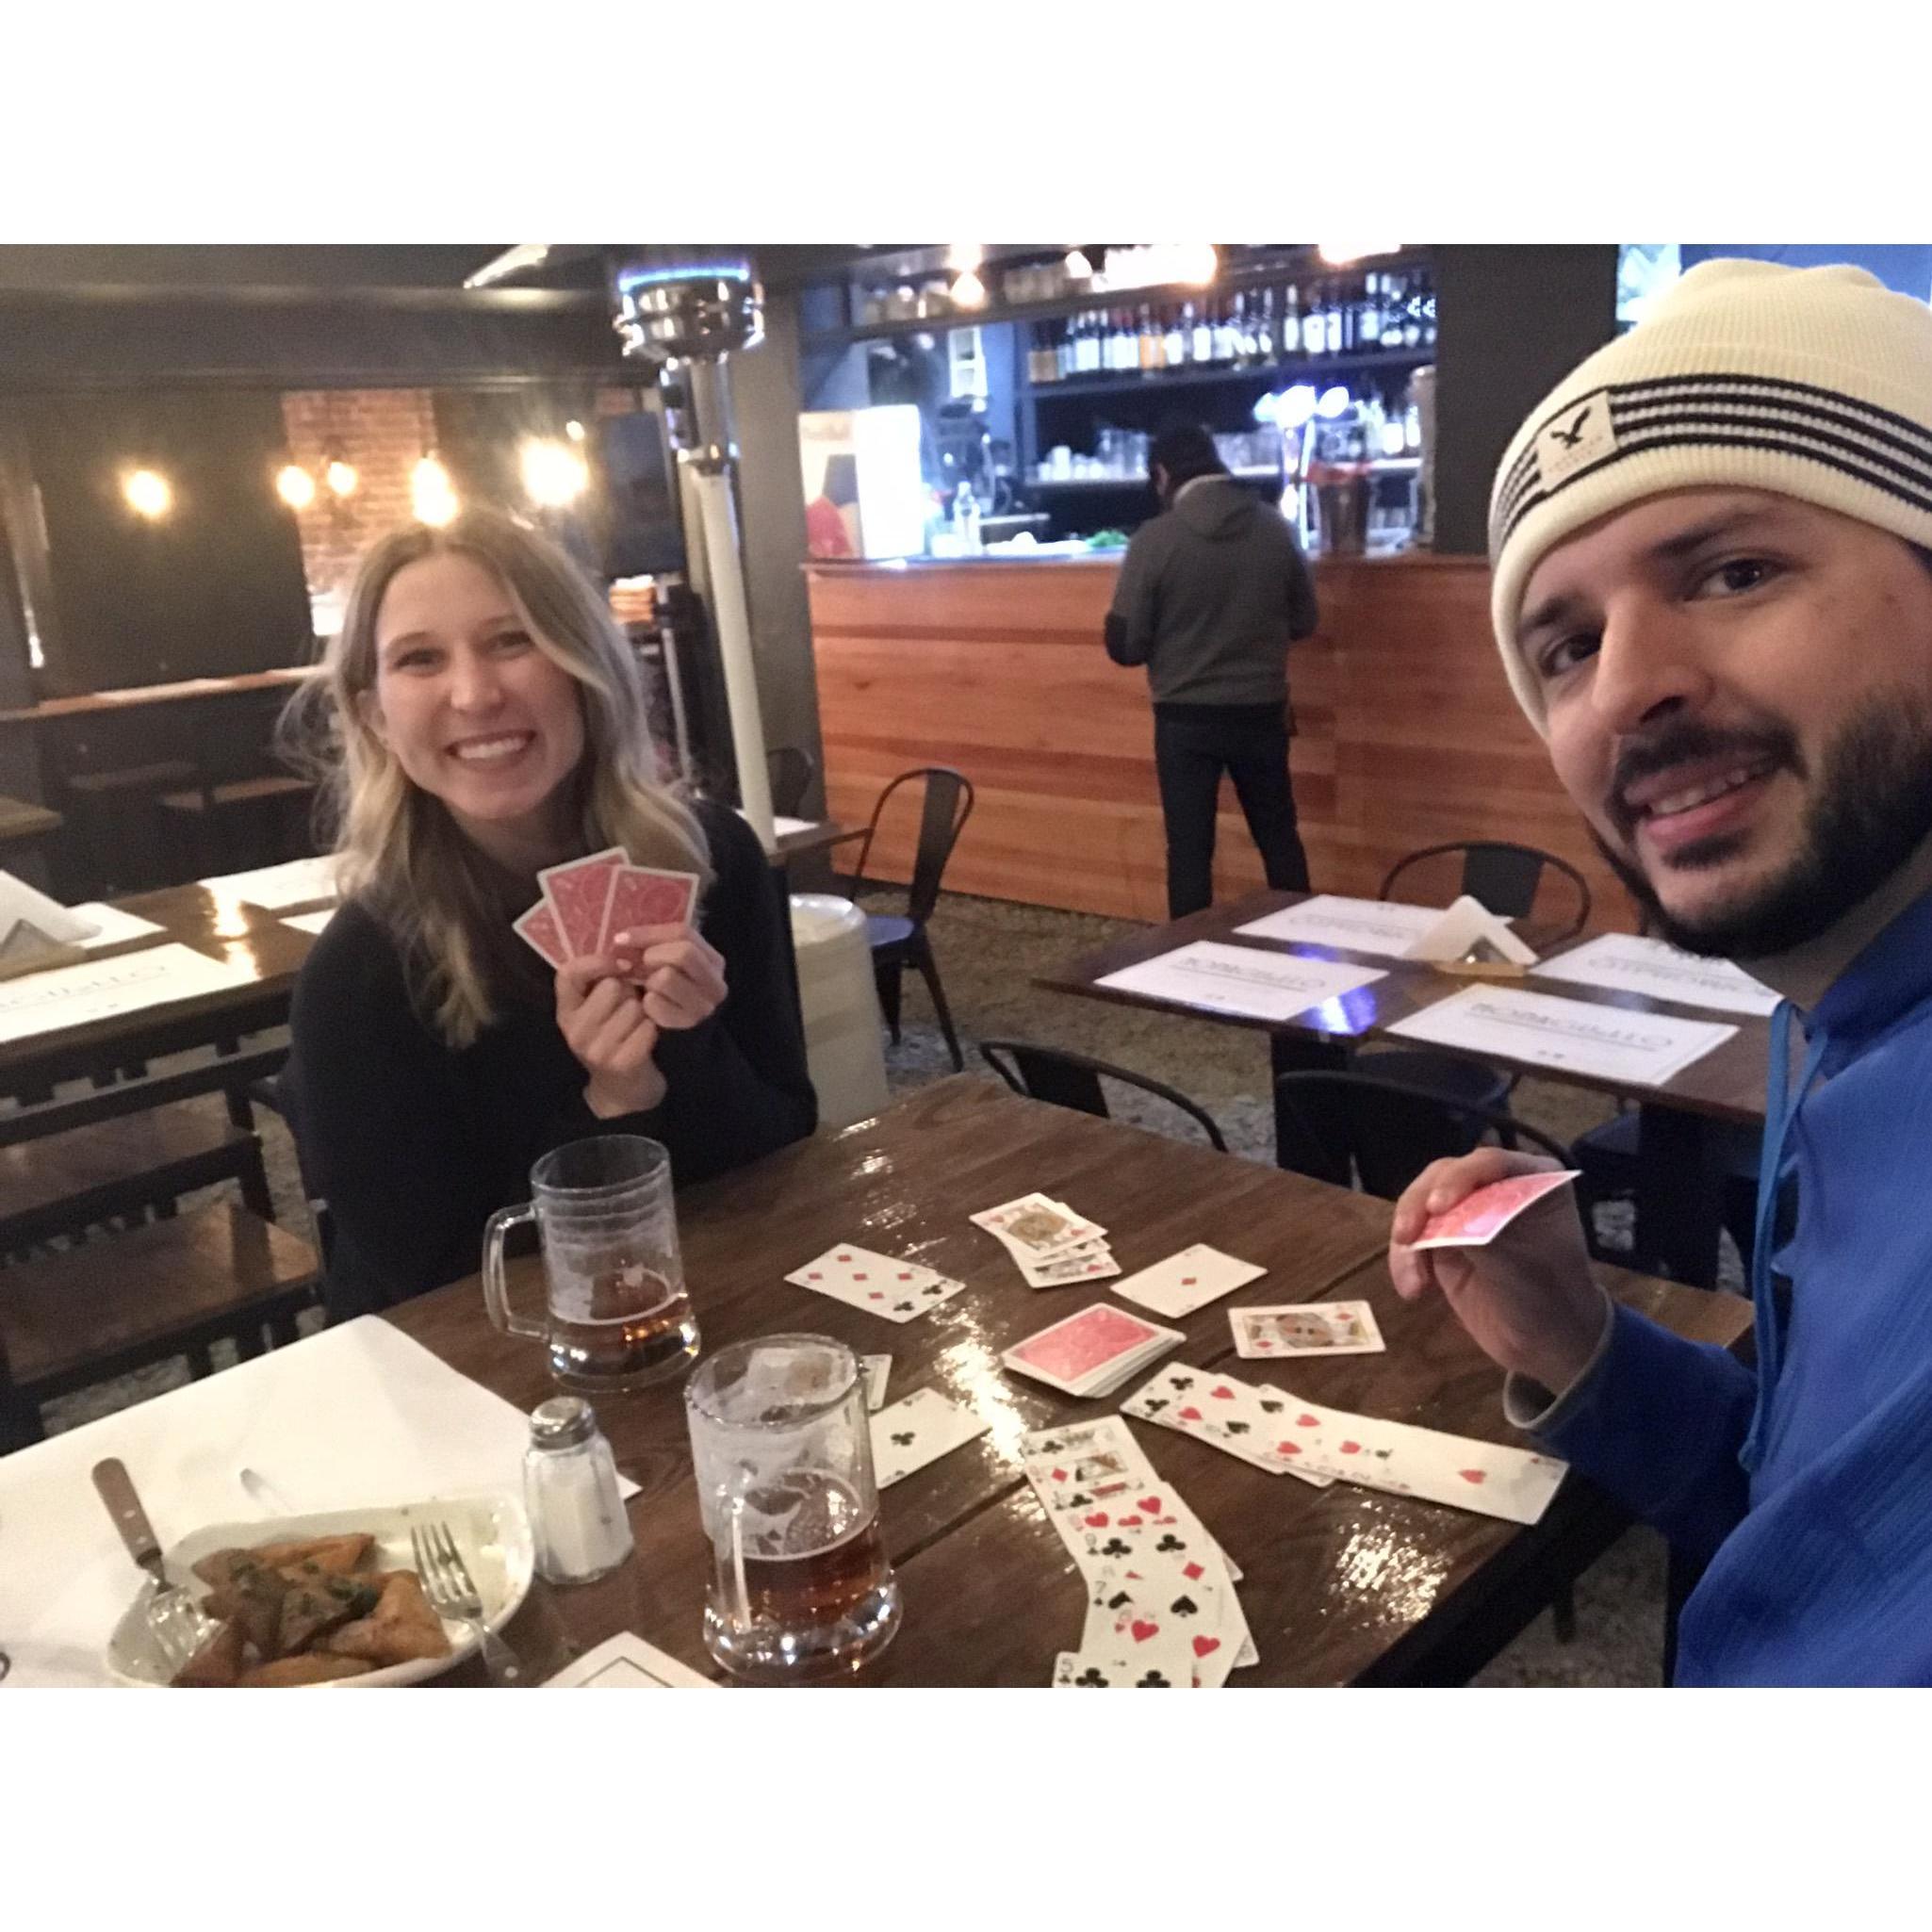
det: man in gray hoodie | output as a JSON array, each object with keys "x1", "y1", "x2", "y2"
[{"x1": 1104, "y1": 421, "x2": 1319, "y2": 918}]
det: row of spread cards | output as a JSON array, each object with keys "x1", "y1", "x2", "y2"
[
  {"x1": 514, "y1": 845, "x2": 699, "y2": 970},
  {"x1": 1121, "y1": 1361, "x2": 1567, "y2": 1526},
  {"x1": 1021, "y1": 1416, "x2": 1255, "y2": 1686}
]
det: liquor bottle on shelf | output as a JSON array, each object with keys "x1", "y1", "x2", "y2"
[
  {"x1": 1164, "y1": 303, "x2": 1187, "y2": 368},
  {"x1": 1324, "y1": 283, "x2": 1344, "y2": 355},
  {"x1": 1421, "y1": 272, "x2": 1437, "y2": 348},
  {"x1": 1402, "y1": 279, "x2": 1422, "y2": 350},
  {"x1": 1028, "y1": 323, "x2": 1051, "y2": 384},
  {"x1": 1211, "y1": 298, "x2": 1234, "y2": 364},
  {"x1": 1139, "y1": 304, "x2": 1162, "y2": 370},
  {"x1": 1254, "y1": 287, "x2": 1275, "y2": 363},
  {"x1": 1281, "y1": 284, "x2": 1301, "y2": 355},
  {"x1": 1080, "y1": 310, "x2": 1104, "y2": 374},
  {"x1": 1056, "y1": 318, "x2": 1076, "y2": 380},
  {"x1": 1190, "y1": 301, "x2": 1213, "y2": 365},
  {"x1": 1360, "y1": 273, "x2": 1382, "y2": 346}
]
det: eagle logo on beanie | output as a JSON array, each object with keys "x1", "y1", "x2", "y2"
[{"x1": 1533, "y1": 388, "x2": 1618, "y2": 485}]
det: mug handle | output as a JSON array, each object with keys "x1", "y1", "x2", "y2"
[
  {"x1": 710, "y1": 1490, "x2": 754, "y2": 1637},
  {"x1": 482, "y1": 1202, "x2": 545, "y2": 1340}
]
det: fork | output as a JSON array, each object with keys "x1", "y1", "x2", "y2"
[
  {"x1": 411, "y1": 1521, "x2": 525, "y2": 1686},
  {"x1": 92, "y1": 1458, "x2": 215, "y2": 1674}
]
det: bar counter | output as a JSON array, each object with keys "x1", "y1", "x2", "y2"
[{"x1": 806, "y1": 551, "x2": 1635, "y2": 927}]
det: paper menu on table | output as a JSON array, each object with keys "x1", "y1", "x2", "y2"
[
  {"x1": 199, "y1": 853, "x2": 344, "y2": 910},
  {"x1": 1384, "y1": 983, "x2": 1736, "y2": 1088},
  {"x1": 0, "y1": 941, "x2": 257, "y2": 1046},
  {"x1": 1234, "y1": 894, "x2": 1449, "y2": 958},
  {"x1": 1531, "y1": 933, "x2": 1780, "y2": 1018},
  {"x1": 67, "y1": 903, "x2": 167, "y2": 950},
  {"x1": 282, "y1": 909, "x2": 336, "y2": 937},
  {"x1": 0, "y1": 1316, "x2": 638, "y2": 1688},
  {"x1": 1095, "y1": 940, "x2": 1385, "y2": 1024}
]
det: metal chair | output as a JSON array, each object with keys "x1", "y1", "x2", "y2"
[
  {"x1": 843, "y1": 767, "x2": 974, "y2": 1072},
  {"x1": 1359, "y1": 841, "x2": 1593, "y2": 1105},
  {"x1": 765, "y1": 745, "x2": 817, "y2": 819},
  {"x1": 978, "y1": 1040, "x2": 1228, "y2": 1152},
  {"x1": 1379, "y1": 841, "x2": 1593, "y2": 945},
  {"x1": 1272, "y1": 1068, "x2": 1575, "y2": 1204}
]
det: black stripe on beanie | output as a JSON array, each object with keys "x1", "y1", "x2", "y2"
[
  {"x1": 1494, "y1": 371, "x2": 1932, "y2": 544},
  {"x1": 1496, "y1": 426, "x2": 1932, "y2": 553}
]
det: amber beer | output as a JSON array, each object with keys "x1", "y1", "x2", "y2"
[
  {"x1": 736, "y1": 1472, "x2": 892, "y2": 1645},
  {"x1": 546, "y1": 1254, "x2": 699, "y2": 1389},
  {"x1": 687, "y1": 1336, "x2": 904, "y2": 1680},
  {"x1": 483, "y1": 1136, "x2": 700, "y2": 1391}
]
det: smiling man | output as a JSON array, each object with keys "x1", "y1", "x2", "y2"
[{"x1": 1386, "y1": 259, "x2": 1932, "y2": 1684}]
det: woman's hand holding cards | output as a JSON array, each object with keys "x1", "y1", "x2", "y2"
[
  {"x1": 610, "y1": 921, "x2": 729, "y2": 1033},
  {"x1": 1388, "y1": 1147, "x2": 1610, "y2": 1396},
  {"x1": 557, "y1": 954, "x2": 666, "y2": 1118}
]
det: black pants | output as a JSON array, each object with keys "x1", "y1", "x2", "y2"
[{"x1": 1154, "y1": 701, "x2": 1310, "y2": 920}]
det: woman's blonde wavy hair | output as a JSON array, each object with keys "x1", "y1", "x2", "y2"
[{"x1": 286, "y1": 507, "x2": 711, "y2": 1049}]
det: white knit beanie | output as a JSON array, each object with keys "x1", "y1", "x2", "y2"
[{"x1": 1489, "y1": 259, "x2": 1932, "y2": 734}]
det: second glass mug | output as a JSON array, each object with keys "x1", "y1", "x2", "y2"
[
  {"x1": 483, "y1": 1135, "x2": 699, "y2": 1390},
  {"x1": 685, "y1": 1334, "x2": 903, "y2": 1681}
]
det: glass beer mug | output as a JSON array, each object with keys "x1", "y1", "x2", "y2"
[
  {"x1": 483, "y1": 1136, "x2": 699, "y2": 1390},
  {"x1": 685, "y1": 1335, "x2": 903, "y2": 1681}
]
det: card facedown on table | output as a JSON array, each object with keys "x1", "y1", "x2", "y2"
[{"x1": 1003, "y1": 1303, "x2": 1185, "y2": 1399}]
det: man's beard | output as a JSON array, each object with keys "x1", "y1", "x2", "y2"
[{"x1": 1589, "y1": 692, "x2": 1932, "y2": 959}]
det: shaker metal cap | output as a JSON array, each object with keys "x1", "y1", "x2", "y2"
[{"x1": 531, "y1": 1395, "x2": 596, "y2": 1448}]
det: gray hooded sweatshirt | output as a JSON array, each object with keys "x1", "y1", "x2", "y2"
[{"x1": 1104, "y1": 476, "x2": 1318, "y2": 710}]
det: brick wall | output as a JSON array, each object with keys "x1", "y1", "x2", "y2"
[{"x1": 279, "y1": 388, "x2": 430, "y2": 600}]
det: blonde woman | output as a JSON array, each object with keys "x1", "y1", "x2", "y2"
[{"x1": 286, "y1": 508, "x2": 815, "y2": 1315}]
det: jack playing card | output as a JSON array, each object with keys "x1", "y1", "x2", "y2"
[
  {"x1": 536, "y1": 846, "x2": 627, "y2": 959},
  {"x1": 1230, "y1": 1300, "x2": 1385, "y2": 1359},
  {"x1": 786, "y1": 1243, "x2": 968, "y2": 1323},
  {"x1": 1111, "y1": 1243, "x2": 1267, "y2": 1319},
  {"x1": 1410, "y1": 1170, "x2": 1582, "y2": 1250},
  {"x1": 868, "y1": 1386, "x2": 991, "y2": 1487},
  {"x1": 972, "y1": 1193, "x2": 1106, "y2": 1259}
]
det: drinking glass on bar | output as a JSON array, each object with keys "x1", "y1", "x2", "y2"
[
  {"x1": 685, "y1": 1334, "x2": 902, "y2": 1681},
  {"x1": 483, "y1": 1135, "x2": 699, "y2": 1390}
]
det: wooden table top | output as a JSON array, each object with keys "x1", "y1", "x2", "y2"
[
  {"x1": 0, "y1": 878, "x2": 319, "y2": 1086},
  {"x1": 1036, "y1": 889, "x2": 1772, "y2": 1126},
  {"x1": 770, "y1": 817, "x2": 858, "y2": 861},
  {"x1": 0, "y1": 796, "x2": 62, "y2": 844},
  {"x1": 0, "y1": 666, "x2": 313, "y2": 729},
  {"x1": 384, "y1": 1076, "x2": 1751, "y2": 1687}
]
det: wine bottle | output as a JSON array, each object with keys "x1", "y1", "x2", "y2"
[
  {"x1": 1164, "y1": 303, "x2": 1187, "y2": 368},
  {"x1": 1281, "y1": 284, "x2": 1301, "y2": 355},
  {"x1": 1361, "y1": 273, "x2": 1382, "y2": 346}
]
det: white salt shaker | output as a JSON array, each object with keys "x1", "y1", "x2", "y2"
[{"x1": 523, "y1": 1397, "x2": 634, "y2": 1585}]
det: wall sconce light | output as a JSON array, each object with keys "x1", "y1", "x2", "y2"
[
  {"x1": 325, "y1": 458, "x2": 359, "y2": 498},
  {"x1": 275, "y1": 464, "x2": 317, "y2": 510},
  {"x1": 412, "y1": 454, "x2": 458, "y2": 526},
  {"x1": 123, "y1": 468, "x2": 172, "y2": 519},
  {"x1": 520, "y1": 438, "x2": 590, "y2": 509}
]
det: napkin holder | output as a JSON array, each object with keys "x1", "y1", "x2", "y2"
[
  {"x1": 1402, "y1": 895, "x2": 1538, "y2": 980},
  {"x1": 0, "y1": 870, "x2": 99, "y2": 981}
]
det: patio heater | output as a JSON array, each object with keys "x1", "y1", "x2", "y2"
[{"x1": 610, "y1": 254, "x2": 775, "y2": 845}]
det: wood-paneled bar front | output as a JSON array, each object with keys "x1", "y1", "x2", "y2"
[{"x1": 808, "y1": 554, "x2": 1635, "y2": 930}]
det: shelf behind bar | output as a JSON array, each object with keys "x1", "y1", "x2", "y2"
[
  {"x1": 797, "y1": 253, "x2": 1436, "y2": 354},
  {"x1": 1026, "y1": 345, "x2": 1430, "y2": 400}
]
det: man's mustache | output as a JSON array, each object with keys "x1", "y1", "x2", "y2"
[{"x1": 1605, "y1": 718, "x2": 1802, "y2": 840}]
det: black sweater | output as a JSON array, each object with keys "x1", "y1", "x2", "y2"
[{"x1": 287, "y1": 800, "x2": 817, "y2": 1318}]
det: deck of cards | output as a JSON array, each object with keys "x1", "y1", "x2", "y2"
[
  {"x1": 1003, "y1": 1302, "x2": 1185, "y2": 1400},
  {"x1": 786, "y1": 1243, "x2": 968, "y2": 1324},
  {"x1": 1230, "y1": 1300, "x2": 1384, "y2": 1359},
  {"x1": 515, "y1": 844, "x2": 700, "y2": 970},
  {"x1": 1410, "y1": 1170, "x2": 1582, "y2": 1250},
  {"x1": 971, "y1": 1192, "x2": 1120, "y2": 1286},
  {"x1": 1022, "y1": 1416, "x2": 1255, "y2": 1687}
]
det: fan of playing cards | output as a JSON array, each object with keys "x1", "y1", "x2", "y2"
[{"x1": 515, "y1": 845, "x2": 700, "y2": 969}]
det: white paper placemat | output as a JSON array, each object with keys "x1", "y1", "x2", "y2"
[
  {"x1": 68, "y1": 903, "x2": 168, "y2": 950},
  {"x1": 1235, "y1": 893, "x2": 1450, "y2": 958},
  {"x1": 1385, "y1": 983, "x2": 1738, "y2": 1089},
  {"x1": 1531, "y1": 933, "x2": 1780, "y2": 1018},
  {"x1": 282, "y1": 908, "x2": 336, "y2": 937},
  {"x1": 1096, "y1": 940, "x2": 1384, "y2": 1025},
  {"x1": 199, "y1": 853, "x2": 343, "y2": 910},
  {"x1": 0, "y1": 1316, "x2": 635, "y2": 1688},
  {"x1": 0, "y1": 941, "x2": 256, "y2": 1046}
]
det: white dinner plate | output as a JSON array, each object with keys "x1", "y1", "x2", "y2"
[{"x1": 106, "y1": 1493, "x2": 533, "y2": 1689}]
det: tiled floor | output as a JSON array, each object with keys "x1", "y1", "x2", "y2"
[{"x1": 35, "y1": 885, "x2": 1724, "y2": 1685}]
